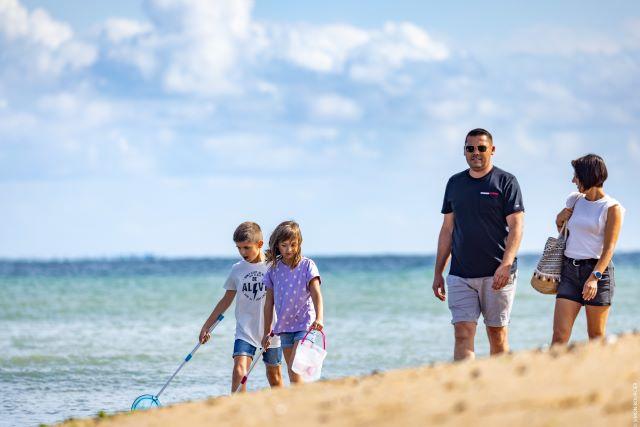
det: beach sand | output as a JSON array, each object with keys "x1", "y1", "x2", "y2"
[{"x1": 59, "y1": 333, "x2": 639, "y2": 427}]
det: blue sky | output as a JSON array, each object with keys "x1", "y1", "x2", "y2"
[{"x1": 1, "y1": 0, "x2": 638, "y2": 258}]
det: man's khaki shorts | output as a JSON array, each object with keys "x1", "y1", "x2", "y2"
[{"x1": 446, "y1": 273, "x2": 517, "y2": 327}]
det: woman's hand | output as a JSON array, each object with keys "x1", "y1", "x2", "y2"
[
  {"x1": 556, "y1": 208, "x2": 573, "y2": 230},
  {"x1": 582, "y1": 277, "x2": 598, "y2": 301}
]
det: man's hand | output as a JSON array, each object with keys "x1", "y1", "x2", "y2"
[
  {"x1": 432, "y1": 274, "x2": 446, "y2": 301},
  {"x1": 492, "y1": 263, "x2": 512, "y2": 290},
  {"x1": 199, "y1": 327, "x2": 210, "y2": 344},
  {"x1": 582, "y1": 277, "x2": 598, "y2": 301}
]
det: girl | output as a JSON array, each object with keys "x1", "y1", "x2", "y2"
[
  {"x1": 551, "y1": 154, "x2": 625, "y2": 345},
  {"x1": 261, "y1": 220, "x2": 324, "y2": 384}
]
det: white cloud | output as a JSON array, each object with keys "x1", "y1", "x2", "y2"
[
  {"x1": 102, "y1": 18, "x2": 151, "y2": 43},
  {"x1": 273, "y1": 23, "x2": 370, "y2": 73},
  {"x1": 37, "y1": 92, "x2": 113, "y2": 126},
  {"x1": 0, "y1": 0, "x2": 97, "y2": 75},
  {"x1": 94, "y1": 1, "x2": 449, "y2": 95},
  {"x1": 148, "y1": 0, "x2": 257, "y2": 95},
  {"x1": 349, "y1": 22, "x2": 449, "y2": 83},
  {"x1": 525, "y1": 80, "x2": 591, "y2": 122},
  {"x1": 310, "y1": 94, "x2": 362, "y2": 121}
]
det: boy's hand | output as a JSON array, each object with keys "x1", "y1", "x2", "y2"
[
  {"x1": 310, "y1": 319, "x2": 324, "y2": 332},
  {"x1": 199, "y1": 327, "x2": 210, "y2": 344},
  {"x1": 261, "y1": 333, "x2": 272, "y2": 350}
]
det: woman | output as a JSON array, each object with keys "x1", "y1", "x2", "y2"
[{"x1": 552, "y1": 154, "x2": 624, "y2": 345}]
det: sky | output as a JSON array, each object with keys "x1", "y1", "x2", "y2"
[{"x1": 0, "y1": 0, "x2": 638, "y2": 258}]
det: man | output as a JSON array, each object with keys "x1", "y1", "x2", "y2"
[{"x1": 432, "y1": 128, "x2": 524, "y2": 361}]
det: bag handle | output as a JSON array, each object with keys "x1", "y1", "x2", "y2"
[
  {"x1": 301, "y1": 328, "x2": 326, "y2": 349},
  {"x1": 559, "y1": 193, "x2": 583, "y2": 238}
]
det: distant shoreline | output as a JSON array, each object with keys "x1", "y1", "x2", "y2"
[{"x1": 2, "y1": 250, "x2": 640, "y2": 264}]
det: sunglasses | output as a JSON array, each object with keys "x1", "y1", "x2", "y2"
[{"x1": 465, "y1": 145, "x2": 489, "y2": 153}]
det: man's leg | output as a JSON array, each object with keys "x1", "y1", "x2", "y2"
[
  {"x1": 486, "y1": 326, "x2": 508, "y2": 355},
  {"x1": 480, "y1": 275, "x2": 516, "y2": 355},
  {"x1": 585, "y1": 305, "x2": 610, "y2": 340},
  {"x1": 551, "y1": 298, "x2": 582, "y2": 345},
  {"x1": 447, "y1": 275, "x2": 482, "y2": 361},
  {"x1": 453, "y1": 321, "x2": 477, "y2": 360}
]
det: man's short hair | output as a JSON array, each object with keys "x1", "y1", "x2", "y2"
[
  {"x1": 233, "y1": 222, "x2": 263, "y2": 243},
  {"x1": 571, "y1": 154, "x2": 608, "y2": 189},
  {"x1": 465, "y1": 128, "x2": 493, "y2": 144}
]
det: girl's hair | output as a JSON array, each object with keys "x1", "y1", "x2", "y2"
[
  {"x1": 571, "y1": 153, "x2": 608, "y2": 190},
  {"x1": 265, "y1": 220, "x2": 303, "y2": 269}
]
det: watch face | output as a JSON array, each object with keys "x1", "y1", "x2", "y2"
[{"x1": 594, "y1": 271, "x2": 603, "y2": 279}]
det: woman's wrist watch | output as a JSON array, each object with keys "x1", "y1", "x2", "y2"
[{"x1": 592, "y1": 271, "x2": 603, "y2": 280}]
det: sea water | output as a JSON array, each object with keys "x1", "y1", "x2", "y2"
[{"x1": 1, "y1": 254, "x2": 639, "y2": 426}]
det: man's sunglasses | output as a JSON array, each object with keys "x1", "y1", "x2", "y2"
[{"x1": 465, "y1": 145, "x2": 489, "y2": 153}]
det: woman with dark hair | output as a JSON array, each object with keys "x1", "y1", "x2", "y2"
[{"x1": 551, "y1": 154, "x2": 625, "y2": 345}]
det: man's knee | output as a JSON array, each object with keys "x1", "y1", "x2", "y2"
[
  {"x1": 454, "y1": 322, "x2": 476, "y2": 341},
  {"x1": 487, "y1": 326, "x2": 507, "y2": 342}
]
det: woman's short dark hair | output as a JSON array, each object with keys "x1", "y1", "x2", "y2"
[{"x1": 571, "y1": 154, "x2": 608, "y2": 189}]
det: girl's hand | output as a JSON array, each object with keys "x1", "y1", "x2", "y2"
[
  {"x1": 310, "y1": 319, "x2": 324, "y2": 332},
  {"x1": 582, "y1": 277, "x2": 598, "y2": 301},
  {"x1": 199, "y1": 327, "x2": 210, "y2": 344}
]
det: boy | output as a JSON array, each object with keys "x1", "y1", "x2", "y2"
[{"x1": 199, "y1": 222, "x2": 282, "y2": 392}]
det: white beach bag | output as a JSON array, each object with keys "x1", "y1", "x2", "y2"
[{"x1": 292, "y1": 329, "x2": 327, "y2": 382}]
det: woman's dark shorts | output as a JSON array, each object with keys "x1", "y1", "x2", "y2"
[{"x1": 556, "y1": 257, "x2": 615, "y2": 306}]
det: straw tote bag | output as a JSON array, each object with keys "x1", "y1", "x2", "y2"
[{"x1": 530, "y1": 195, "x2": 582, "y2": 294}]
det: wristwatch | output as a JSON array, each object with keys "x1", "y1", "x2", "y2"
[{"x1": 592, "y1": 271, "x2": 603, "y2": 280}]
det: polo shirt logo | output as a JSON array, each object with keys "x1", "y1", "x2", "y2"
[{"x1": 480, "y1": 191, "x2": 500, "y2": 198}]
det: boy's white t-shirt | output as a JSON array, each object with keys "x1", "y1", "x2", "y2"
[{"x1": 223, "y1": 260, "x2": 280, "y2": 348}]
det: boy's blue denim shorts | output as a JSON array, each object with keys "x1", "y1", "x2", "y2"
[
  {"x1": 232, "y1": 339, "x2": 282, "y2": 366},
  {"x1": 278, "y1": 331, "x2": 309, "y2": 349}
]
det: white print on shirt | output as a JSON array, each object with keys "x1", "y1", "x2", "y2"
[{"x1": 241, "y1": 271, "x2": 265, "y2": 301}]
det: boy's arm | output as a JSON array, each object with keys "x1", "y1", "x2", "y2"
[
  {"x1": 309, "y1": 278, "x2": 324, "y2": 331},
  {"x1": 199, "y1": 290, "x2": 236, "y2": 344},
  {"x1": 261, "y1": 288, "x2": 275, "y2": 348}
]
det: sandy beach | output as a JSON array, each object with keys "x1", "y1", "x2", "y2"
[{"x1": 57, "y1": 333, "x2": 639, "y2": 427}]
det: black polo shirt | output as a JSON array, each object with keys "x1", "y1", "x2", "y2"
[{"x1": 441, "y1": 166, "x2": 524, "y2": 278}]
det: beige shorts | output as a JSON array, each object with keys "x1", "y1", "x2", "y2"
[{"x1": 446, "y1": 273, "x2": 517, "y2": 327}]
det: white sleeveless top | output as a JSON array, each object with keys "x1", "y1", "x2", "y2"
[{"x1": 564, "y1": 192, "x2": 625, "y2": 260}]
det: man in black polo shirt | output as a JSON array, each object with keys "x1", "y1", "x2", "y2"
[{"x1": 432, "y1": 128, "x2": 524, "y2": 361}]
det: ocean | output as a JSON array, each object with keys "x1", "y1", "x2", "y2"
[{"x1": 1, "y1": 254, "x2": 639, "y2": 427}]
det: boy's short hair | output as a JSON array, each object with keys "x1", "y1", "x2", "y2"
[
  {"x1": 233, "y1": 222, "x2": 263, "y2": 243},
  {"x1": 572, "y1": 153, "x2": 608, "y2": 189}
]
